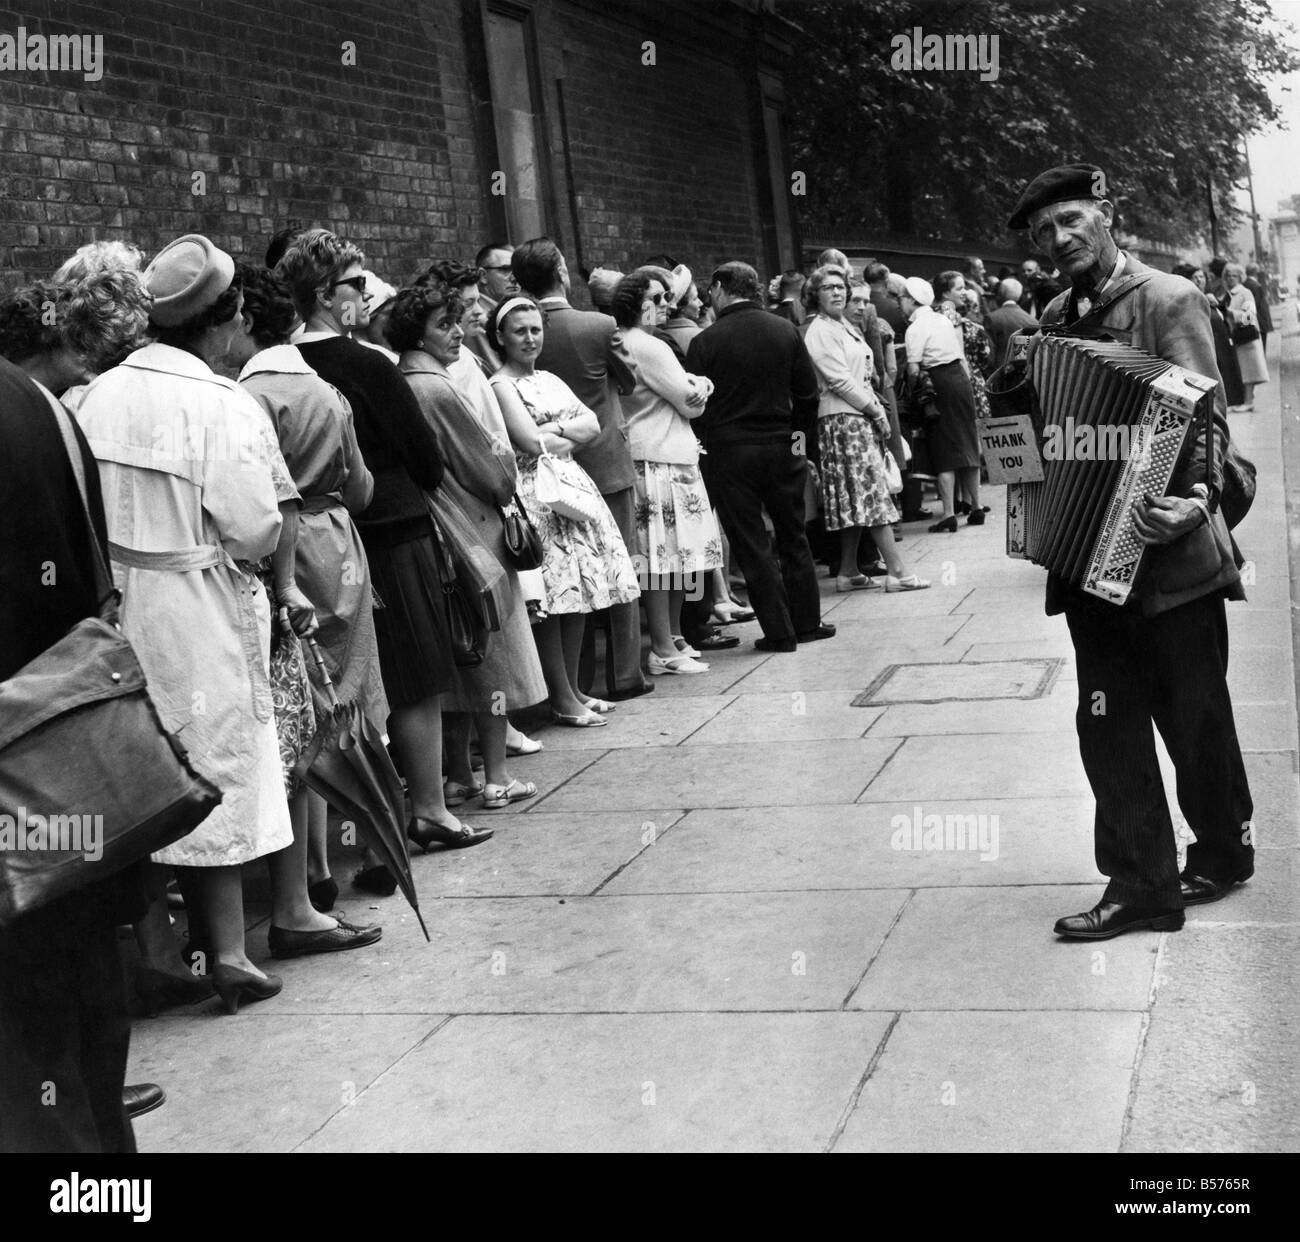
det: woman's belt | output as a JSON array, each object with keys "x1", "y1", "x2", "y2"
[
  {"x1": 108, "y1": 542, "x2": 233, "y2": 572},
  {"x1": 299, "y1": 493, "x2": 344, "y2": 514}
]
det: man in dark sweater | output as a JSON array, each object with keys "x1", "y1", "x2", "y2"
[{"x1": 686, "y1": 262, "x2": 832, "y2": 652}]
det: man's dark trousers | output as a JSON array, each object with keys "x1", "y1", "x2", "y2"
[
  {"x1": 1065, "y1": 590, "x2": 1254, "y2": 909},
  {"x1": 702, "y1": 443, "x2": 821, "y2": 642}
]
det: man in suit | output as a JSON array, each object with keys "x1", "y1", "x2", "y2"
[
  {"x1": 466, "y1": 242, "x2": 517, "y2": 374},
  {"x1": 983, "y1": 277, "x2": 1039, "y2": 371},
  {"x1": 866, "y1": 262, "x2": 909, "y2": 336},
  {"x1": 687, "y1": 262, "x2": 833, "y2": 652},
  {"x1": 511, "y1": 237, "x2": 653, "y2": 699},
  {"x1": 770, "y1": 270, "x2": 805, "y2": 324},
  {"x1": 1008, "y1": 162, "x2": 1254, "y2": 940}
]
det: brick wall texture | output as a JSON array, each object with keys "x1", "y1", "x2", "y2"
[{"x1": 0, "y1": 0, "x2": 788, "y2": 296}]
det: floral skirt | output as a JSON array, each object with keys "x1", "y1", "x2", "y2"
[
  {"x1": 259, "y1": 568, "x2": 317, "y2": 798},
  {"x1": 817, "y1": 412, "x2": 898, "y2": 530},
  {"x1": 632, "y1": 460, "x2": 723, "y2": 584}
]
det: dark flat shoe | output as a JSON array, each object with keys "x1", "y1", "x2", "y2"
[
  {"x1": 1180, "y1": 865, "x2": 1254, "y2": 906},
  {"x1": 693, "y1": 631, "x2": 740, "y2": 651},
  {"x1": 268, "y1": 918, "x2": 382, "y2": 959},
  {"x1": 407, "y1": 817, "x2": 494, "y2": 853},
  {"x1": 604, "y1": 682, "x2": 655, "y2": 701},
  {"x1": 1053, "y1": 900, "x2": 1184, "y2": 940},
  {"x1": 123, "y1": 1083, "x2": 166, "y2": 1120},
  {"x1": 928, "y1": 516, "x2": 958, "y2": 533},
  {"x1": 966, "y1": 509, "x2": 986, "y2": 526},
  {"x1": 353, "y1": 864, "x2": 397, "y2": 896},
  {"x1": 795, "y1": 623, "x2": 837, "y2": 643},
  {"x1": 308, "y1": 876, "x2": 338, "y2": 913},
  {"x1": 754, "y1": 636, "x2": 797, "y2": 653}
]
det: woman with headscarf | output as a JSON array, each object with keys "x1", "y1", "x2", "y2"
[{"x1": 899, "y1": 275, "x2": 983, "y2": 532}]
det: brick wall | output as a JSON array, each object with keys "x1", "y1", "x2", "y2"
[
  {"x1": 547, "y1": 0, "x2": 769, "y2": 280},
  {"x1": 0, "y1": 0, "x2": 787, "y2": 292},
  {"x1": 0, "y1": 0, "x2": 489, "y2": 285}
]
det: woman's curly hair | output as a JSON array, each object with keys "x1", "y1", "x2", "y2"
[
  {"x1": 62, "y1": 268, "x2": 152, "y2": 372},
  {"x1": 235, "y1": 261, "x2": 297, "y2": 348},
  {"x1": 275, "y1": 227, "x2": 366, "y2": 320},
  {"x1": 384, "y1": 281, "x2": 463, "y2": 354}
]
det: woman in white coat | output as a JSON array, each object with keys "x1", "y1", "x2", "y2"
[
  {"x1": 1222, "y1": 263, "x2": 1268, "y2": 411},
  {"x1": 76, "y1": 235, "x2": 303, "y2": 1015}
]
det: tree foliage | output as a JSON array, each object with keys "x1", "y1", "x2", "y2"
[{"x1": 778, "y1": 0, "x2": 1299, "y2": 248}]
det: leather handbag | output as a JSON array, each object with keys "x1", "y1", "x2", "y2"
[
  {"x1": 425, "y1": 504, "x2": 488, "y2": 667},
  {"x1": 500, "y1": 492, "x2": 544, "y2": 570},
  {"x1": 1231, "y1": 319, "x2": 1260, "y2": 346},
  {"x1": 0, "y1": 392, "x2": 221, "y2": 927},
  {"x1": 534, "y1": 450, "x2": 605, "y2": 523}
]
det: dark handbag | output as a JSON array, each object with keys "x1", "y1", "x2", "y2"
[
  {"x1": 1231, "y1": 319, "x2": 1260, "y2": 346},
  {"x1": 0, "y1": 392, "x2": 221, "y2": 927},
  {"x1": 426, "y1": 507, "x2": 488, "y2": 668},
  {"x1": 500, "y1": 492, "x2": 544, "y2": 570}
]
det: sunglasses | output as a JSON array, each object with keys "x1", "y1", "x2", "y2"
[
  {"x1": 646, "y1": 293, "x2": 666, "y2": 305},
  {"x1": 330, "y1": 275, "x2": 367, "y2": 294}
]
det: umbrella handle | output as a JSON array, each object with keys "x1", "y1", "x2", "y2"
[{"x1": 304, "y1": 635, "x2": 342, "y2": 710}]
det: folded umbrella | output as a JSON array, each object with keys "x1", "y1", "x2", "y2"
[{"x1": 293, "y1": 636, "x2": 429, "y2": 941}]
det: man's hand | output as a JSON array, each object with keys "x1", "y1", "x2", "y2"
[{"x1": 1130, "y1": 494, "x2": 1204, "y2": 545}]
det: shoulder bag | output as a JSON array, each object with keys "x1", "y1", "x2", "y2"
[
  {"x1": 0, "y1": 391, "x2": 221, "y2": 927},
  {"x1": 534, "y1": 450, "x2": 605, "y2": 523},
  {"x1": 500, "y1": 492, "x2": 544, "y2": 570}
]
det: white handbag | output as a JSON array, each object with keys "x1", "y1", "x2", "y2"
[{"x1": 534, "y1": 450, "x2": 604, "y2": 523}]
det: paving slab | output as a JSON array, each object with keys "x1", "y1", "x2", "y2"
[
  {"x1": 854, "y1": 658, "x2": 1063, "y2": 706},
  {"x1": 727, "y1": 641, "x2": 967, "y2": 694},
  {"x1": 1232, "y1": 701, "x2": 1299, "y2": 751},
  {"x1": 1182, "y1": 847, "x2": 1300, "y2": 925},
  {"x1": 858, "y1": 731, "x2": 1088, "y2": 802},
  {"x1": 846, "y1": 886, "x2": 1158, "y2": 1011},
  {"x1": 602, "y1": 799, "x2": 1098, "y2": 895},
  {"x1": 298, "y1": 1011, "x2": 894, "y2": 1152},
  {"x1": 534, "y1": 694, "x2": 732, "y2": 750},
  {"x1": 537, "y1": 738, "x2": 901, "y2": 810},
  {"x1": 1124, "y1": 926, "x2": 1300, "y2": 1152},
  {"x1": 688, "y1": 691, "x2": 883, "y2": 743},
  {"x1": 398, "y1": 809, "x2": 686, "y2": 898},
  {"x1": 1226, "y1": 646, "x2": 1296, "y2": 703},
  {"x1": 1242, "y1": 751, "x2": 1300, "y2": 847},
  {"x1": 128, "y1": 1013, "x2": 440, "y2": 1153},
  {"x1": 261, "y1": 889, "x2": 908, "y2": 1015},
  {"x1": 865, "y1": 696, "x2": 1075, "y2": 737},
  {"x1": 834, "y1": 1010, "x2": 1144, "y2": 1153}
]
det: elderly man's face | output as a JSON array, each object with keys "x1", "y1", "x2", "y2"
[
  {"x1": 480, "y1": 248, "x2": 517, "y2": 300},
  {"x1": 1027, "y1": 200, "x2": 1115, "y2": 282},
  {"x1": 1021, "y1": 259, "x2": 1040, "y2": 279}
]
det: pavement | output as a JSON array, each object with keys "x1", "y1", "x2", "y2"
[{"x1": 127, "y1": 319, "x2": 1300, "y2": 1153}]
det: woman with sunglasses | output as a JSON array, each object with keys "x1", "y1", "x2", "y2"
[{"x1": 280, "y1": 229, "x2": 493, "y2": 878}]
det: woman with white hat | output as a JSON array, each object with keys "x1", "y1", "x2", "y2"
[{"x1": 899, "y1": 275, "x2": 983, "y2": 532}]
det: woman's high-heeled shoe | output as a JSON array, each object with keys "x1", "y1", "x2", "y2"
[
  {"x1": 407, "y1": 817, "x2": 494, "y2": 853},
  {"x1": 133, "y1": 967, "x2": 216, "y2": 1018},
  {"x1": 353, "y1": 864, "x2": 397, "y2": 896},
  {"x1": 212, "y1": 964, "x2": 282, "y2": 1016},
  {"x1": 308, "y1": 876, "x2": 338, "y2": 913}
]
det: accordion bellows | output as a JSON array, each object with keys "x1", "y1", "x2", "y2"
[{"x1": 994, "y1": 335, "x2": 1218, "y2": 605}]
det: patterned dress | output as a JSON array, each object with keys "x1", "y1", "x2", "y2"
[
  {"x1": 494, "y1": 370, "x2": 641, "y2": 616},
  {"x1": 943, "y1": 304, "x2": 993, "y2": 420}
]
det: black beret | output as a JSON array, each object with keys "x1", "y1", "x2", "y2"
[{"x1": 1008, "y1": 163, "x2": 1110, "y2": 230}]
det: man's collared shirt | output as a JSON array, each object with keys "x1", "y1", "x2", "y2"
[{"x1": 1074, "y1": 249, "x2": 1127, "y2": 319}]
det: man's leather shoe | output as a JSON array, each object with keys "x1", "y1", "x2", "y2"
[
  {"x1": 754, "y1": 636, "x2": 797, "y2": 652},
  {"x1": 1053, "y1": 900, "x2": 1184, "y2": 940},
  {"x1": 1180, "y1": 865, "x2": 1254, "y2": 906},
  {"x1": 123, "y1": 1083, "x2": 166, "y2": 1120},
  {"x1": 692, "y1": 631, "x2": 740, "y2": 652},
  {"x1": 605, "y1": 682, "x2": 654, "y2": 701},
  {"x1": 795, "y1": 623, "x2": 836, "y2": 642}
]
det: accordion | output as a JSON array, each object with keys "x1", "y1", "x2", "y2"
[{"x1": 989, "y1": 334, "x2": 1218, "y2": 605}]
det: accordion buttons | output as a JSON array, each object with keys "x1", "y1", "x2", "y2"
[{"x1": 110, "y1": 672, "x2": 122, "y2": 682}]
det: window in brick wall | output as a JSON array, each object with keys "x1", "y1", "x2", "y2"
[{"x1": 483, "y1": 5, "x2": 548, "y2": 241}]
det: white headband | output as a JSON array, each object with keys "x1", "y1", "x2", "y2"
[{"x1": 494, "y1": 296, "x2": 539, "y2": 342}]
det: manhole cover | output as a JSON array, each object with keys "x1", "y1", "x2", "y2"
[{"x1": 852, "y1": 659, "x2": 1064, "y2": 706}]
